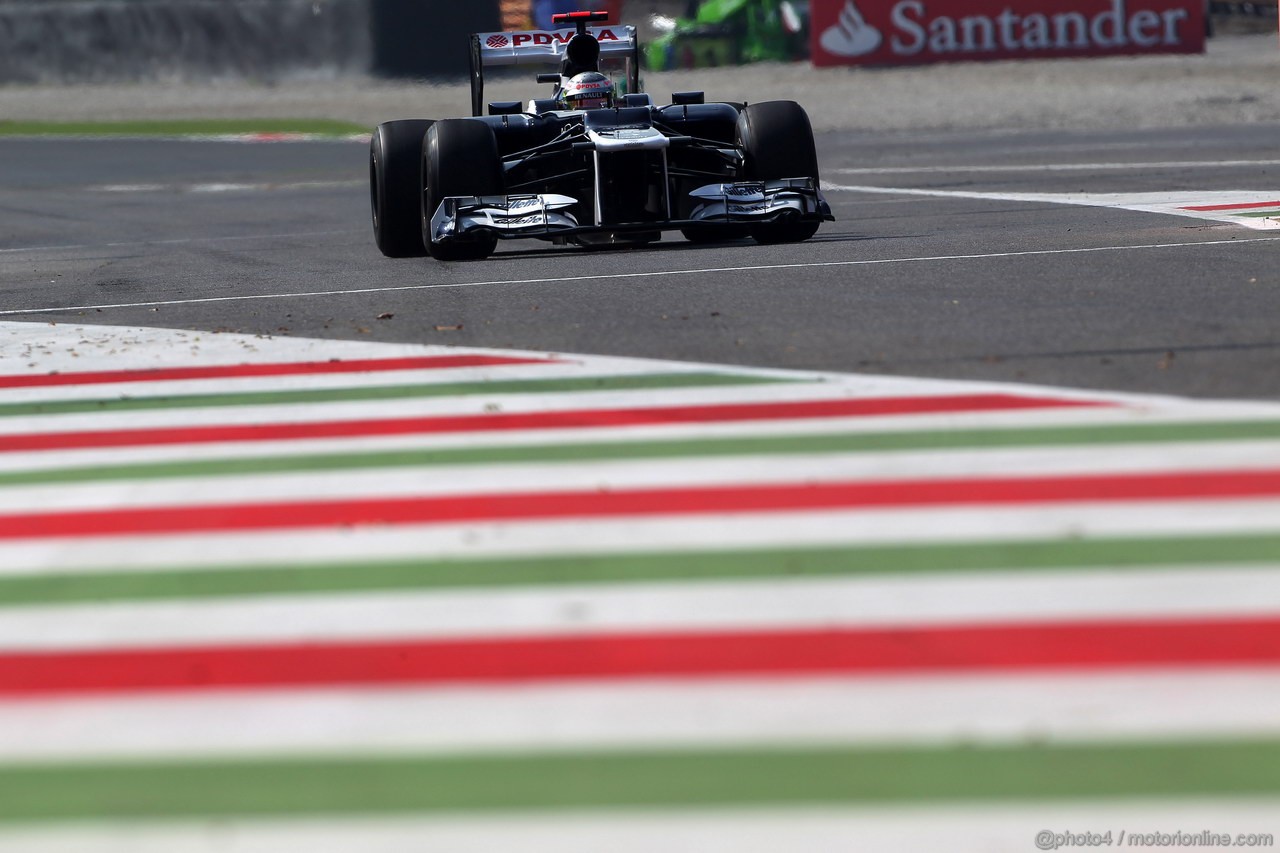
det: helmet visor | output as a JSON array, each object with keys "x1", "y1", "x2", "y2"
[{"x1": 572, "y1": 94, "x2": 610, "y2": 110}]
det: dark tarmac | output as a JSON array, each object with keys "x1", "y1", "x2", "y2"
[{"x1": 2, "y1": 122, "x2": 1278, "y2": 399}]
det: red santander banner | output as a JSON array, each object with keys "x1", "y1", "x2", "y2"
[{"x1": 810, "y1": 0, "x2": 1204, "y2": 66}]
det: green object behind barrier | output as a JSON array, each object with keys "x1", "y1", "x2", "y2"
[{"x1": 646, "y1": 0, "x2": 806, "y2": 71}]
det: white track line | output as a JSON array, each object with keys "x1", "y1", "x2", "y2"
[
  {"x1": 3, "y1": 499, "x2": 1279, "y2": 577},
  {"x1": 835, "y1": 159, "x2": 1280, "y2": 175},
  {"x1": 827, "y1": 185, "x2": 1280, "y2": 230},
  {"x1": 93, "y1": 180, "x2": 363, "y2": 193},
  {"x1": 0, "y1": 229, "x2": 358, "y2": 257},
  {"x1": 4, "y1": 236, "x2": 1280, "y2": 316},
  {"x1": 3, "y1": 440, "x2": 1279, "y2": 514},
  {"x1": 2, "y1": 670, "x2": 1279, "y2": 763},
  {"x1": 2, "y1": 565, "x2": 1278, "y2": 651}
]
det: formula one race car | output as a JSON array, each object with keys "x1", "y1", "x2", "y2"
[{"x1": 369, "y1": 10, "x2": 832, "y2": 261}]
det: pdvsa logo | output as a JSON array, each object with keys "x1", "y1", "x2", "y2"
[
  {"x1": 486, "y1": 34, "x2": 509, "y2": 49},
  {"x1": 820, "y1": 1, "x2": 883, "y2": 57},
  {"x1": 509, "y1": 28, "x2": 620, "y2": 48}
]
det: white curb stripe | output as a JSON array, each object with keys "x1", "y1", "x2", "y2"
[
  {"x1": 0, "y1": 380, "x2": 1006, "y2": 438},
  {"x1": 3, "y1": 440, "x2": 1279, "y2": 514},
  {"x1": 2, "y1": 565, "x2": 1277, "y2": 651},
  {"x1": 0, "y1": 801, "x2": 1276, "y2": 853},
  {"x1": 2, "y1": 404, "x2": 1277, "y2": 478},
  {"x1": 0, "y1": 362, "x2": 671, "y2": 406},
  {"x1": 2, "y1": 670, "x2": 1278, "y2": 763},
  {"x1": 2, "y1": 500, "x2": 1278, "y2": 578},
  {"x1": 0, "y1": 323, "x2": 562, "y2": 372}
]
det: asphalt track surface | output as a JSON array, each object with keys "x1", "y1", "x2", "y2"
[{"x1": 2, "y1": 122, "x2": 1278, "y2": 399}]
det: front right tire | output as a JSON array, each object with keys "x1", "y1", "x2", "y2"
[
  {"x1": 736, "y1": 101, "x2": 822, "y2": 245},
  {"x1": 421, "y1": 119, "x2": 504, "y2": 262}
]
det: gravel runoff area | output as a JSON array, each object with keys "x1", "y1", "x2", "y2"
[{"x1": 0, "y1": 33, "x2": 1276, "y2": 133}]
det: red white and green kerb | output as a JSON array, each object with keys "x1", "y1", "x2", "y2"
[
  {"x1": 1180, "y1": 198, "x2": 1280, "y2": 225},
  {"x1": 0, "y1": 320, "x2": 1277, "y2": 850}
]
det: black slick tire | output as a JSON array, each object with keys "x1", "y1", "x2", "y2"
[
  {"x1": 736, "y1": 101, "x2": 822, "y2": 245},
  {"x1": 421, "y1": 119, "x2": 504, "y2": 261},
  {"x1": 370, "y1": 119, "x2": 434, "y2": 258}
]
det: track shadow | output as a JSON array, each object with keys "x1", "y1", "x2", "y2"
[{"x1": 482, "y1": 232, "x2": 892, "y2": 262}]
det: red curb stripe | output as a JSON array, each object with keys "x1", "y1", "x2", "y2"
[
  {"x1": 0, "y1": 394, "x2": 1105, "y2": 454},
  {"x1": 3, "y1": 618, "x2": 1277, "y2": 697},
  {"x1": 1181, "y1": 200, "x2": 1280, "y2": 212},
  {"x1": 2, "y1": 468, "x2": 1277, "y2": 541},
  {"x1": 0, "y1": 355, "x2": 554, "y2": 390}
]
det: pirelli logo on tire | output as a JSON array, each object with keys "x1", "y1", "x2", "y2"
[{"x1": 810, "y1": 0, "x2": 1205, "y2": 67}]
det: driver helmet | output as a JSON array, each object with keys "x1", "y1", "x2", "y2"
[{"x1": 559, "y1": 71, "x2": 614, "y2": 111}]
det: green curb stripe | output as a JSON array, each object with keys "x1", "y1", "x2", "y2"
[
  {"x1": 1, "y1": 740, "x2": 1276, "y2": 821},
  {"x1": 0, "y1": 119, "x2": 368, "y2": 137},
  {"x1": 3, "y1": 419, "x2": 1279, "y2": 488},
  {"x1": 4, "y1": 533, "x2": 1278, "y2": 606},
  {"x1": 0, "y1": 372, "x2": 785, "y2": 418},
  {"x1": 1235, "y1": 210, "x2": 1280, "y2": 219}
]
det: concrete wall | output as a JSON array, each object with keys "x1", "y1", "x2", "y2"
[
  {"x1": 369, "y1": 0, "x2": 499, "y2": 78},
  {"x1": 0, "y1": 0, "x2": 373, "y2": 83},
  {"x1": 0, "y1": 0, "x2": 502, "y2": 83},
  {"x1": 6, "y1": 0, "x2": 1254, "y2": 85}
]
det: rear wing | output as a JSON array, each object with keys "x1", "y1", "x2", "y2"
[{"x1": 468, "y1": 25, "x2": 640, "y2": 116}]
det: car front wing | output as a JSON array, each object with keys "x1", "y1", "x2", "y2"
[{"x1": 427, "y1": 179, "x2": 833, "y2": 244}]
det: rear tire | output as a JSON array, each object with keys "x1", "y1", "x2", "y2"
[
  {"x1": 422, "y1": 119, "x2": 504, "y2": 261},
  {"x1": 370, "y1": 120, "x2": 433, "y2": 258},
  {"x1": 736, "y1": 101, "x2": 821, "y2": 245}
]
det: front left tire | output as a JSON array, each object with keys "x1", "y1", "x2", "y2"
[
  {"x1": 736, "y1": 101, "x2": 822, "y2": 245},
  {"x1": 370, "y1": 119, "x2": 434, "y2": 258}
]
